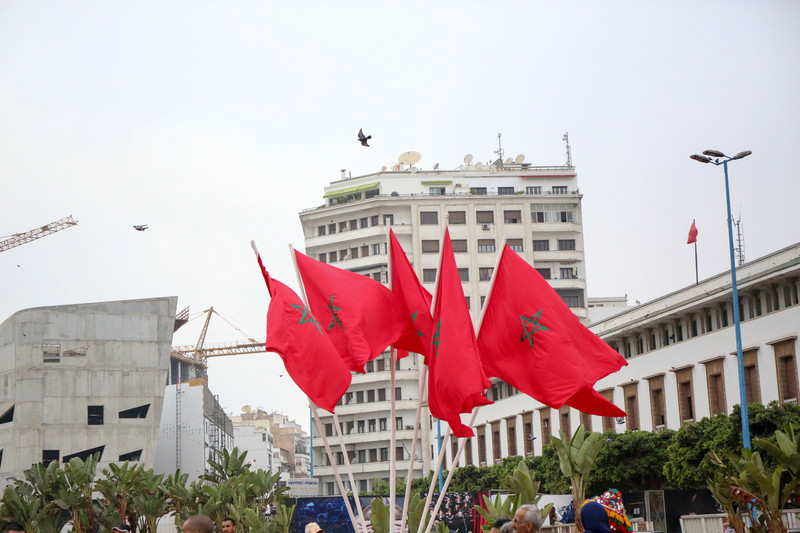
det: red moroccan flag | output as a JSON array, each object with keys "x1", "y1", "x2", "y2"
[
  {"x1": 428, "y1": 229, "x2": 492, "y2": 438},
  {"x1": 477, "y1": 245, "x2": 627, "y2": 409},
  {"x1": 687, "y1": 220, "x2": 698, "y2": 244},
  {"x1": 389, "y1": 229, "x2": 433, "y2": 360},
  {"x1": 294, "y1": 249, "x2": 418, "y2": 373},
  {"x1": 566, "y1": 386, "x2": 625, "y2": 417},
  {"x1": 256, "y1": 254, "x2": 351, "y2": 413}
]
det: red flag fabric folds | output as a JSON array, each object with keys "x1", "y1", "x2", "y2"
[
  {"x1": 477, "y1": 245, "x2": 627, "y2": 410},
  {"x1": 687, "y1": 220, "x2": 698, "y2": 244},
  {"x1": 256, "y1": 254, "x2": 351, "y2": 413},
  {"x1": 389, "y1": 229, "x2": 433, "y2": 360},
  {"x1": 294, "y1": 249, "x2": 418, "y2": 373},
  {"x1": 566, "y1": 386, "x2": 625, "y2": 417},
  {"x1": 428, "y1": 229, "x2": 492, "y2": 438}
]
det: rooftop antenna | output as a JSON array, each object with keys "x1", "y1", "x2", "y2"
[
  {"x1": 494, "y1": 132, "x2": 504, "y2": 168},
  {"x1": 563, "y1": 132, "x2": 573, "y2": 167},
  {"x1": 734, "y1": 211, "x2": 745, "y2": 266}
]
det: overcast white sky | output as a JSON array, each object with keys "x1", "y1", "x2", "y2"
[{"x1": 2, "y1": 1, "x2": 799, "y2": 429}]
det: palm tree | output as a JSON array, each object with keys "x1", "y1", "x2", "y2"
[{"x1": 551, "y1": 425, "x2": 606, "y2": 532}]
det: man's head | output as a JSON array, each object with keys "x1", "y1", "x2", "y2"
[
  {"x1": 1, "y1": 523, "x2": 25, "y2": 533},
  {"x1": 183, "y1": 514, "x2": 215, "y2": 533},
  {"x1": 512, "y1": 505, "x2": 542, "y2": 533},
  {"x1": 222, "y1": 517, "x2": 237, "y2": 533},
  {"x1": 490, "y1": 518, "x2": 511, "y2": 533},
  {"x1": 305, "y1": 522, "x2": 323, "y2": 533}
]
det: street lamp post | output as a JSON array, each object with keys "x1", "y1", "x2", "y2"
[{"x1": 690, "y1": 149, "x2": 752, "y2": 449}]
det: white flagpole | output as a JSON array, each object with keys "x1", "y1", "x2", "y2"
[
  {"x1": 311, "y1": 404, "x2": 359, "y2": 528},
  {"x1": 416, "y1": 424, "x2": 452, "y2": 533},
  {"x1": 398, "y1": 364, "x2": 428, "y2": 533},
  {"x1": 422, "y1": 409, "x2": 481, "y2": 533},
  {"x1": 288, "y1": 244, "x2": 368, "y2": 533},
  {"x1": 389, "y1": 348, "x2": 398, "y2": 533}
]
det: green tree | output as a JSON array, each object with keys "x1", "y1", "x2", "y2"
[
  {"x1": 589, "y1": 430, "x2": 674, "y2": 493},
  {"x1": 551, "y1": 425, "x2": 606, "y2": 532},
  {"x1": 663, "y1": 413, "x2": 736, "y2": 488}
]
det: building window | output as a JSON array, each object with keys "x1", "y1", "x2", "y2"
[
  {"x1": 773, "y1": 339, "x2": 798, "y2": 403},
  {"x1": 531, "y1": 203, "x2": 578, "y2": 223},
  {"x1": 491, "y1": 421, "x2": 502, "y2": 462},
  {"x1": 443, "y1": 212, "x2": 465, "y2": 226},
  {"x1": 506, "y1": 417, "x2": 517, "y2": 457},
  {"x1": 395, "y1": 387, "x2": 402, "y2": 401},
  {"x1": 43, "y1": 343, "x2": 61, "y2": 363},
  {"x1": 470, "y1": 187, "x2": 487, "y2": 195},
  {"x1": 119, "y1": 449, "x2": 142, "y2": 462},
  {"x1": 339, "y1": 249, "x2": 349, "y2": 261},
  {"x1": 371, "y1": 244, "x2": 381, "y2": 256},
  {"x1": 503, "y1": 210, "x2": 521, "y2": 223},
  {"x1": 0, "y1": 406, "x2": 14, "y2": 425},
  {"x1": 383, "y1": 214, "x2": 394, "y2": 226},
  {"x1": 507, "y1": 239, "x2": 523, "y2": 252},
  {"x1": 533, "y1": 240, "x2": 550, "y2": 251},
  {"x1": 552, "y1": 186, "x2": 568, "y2": 194},
  {"x1": 328, "y1": 223, "x2": 336, "y2": 235},
  {"x1": 581, "y1": 411, "x2": 592, "y2": 432},
  {"x1": 367, "y1": 390, "x2": 375, "y2": 402},
  {"x1": 539, "y1": 408, "x2": 551, "y2": 445},
  {"x1": 743, "y1": 349, "x2": 761, "y2": 404},
  {"x1": 451, "y1": 240, "x2": 468, "y2": 253},
  {"x1": 601, "y1": 389, "x2": 615, "y2": 433},
  {"x1": 526, "y1": 186, "x2": 542, "y2": 195},
  {"x1": 359, "y1": 217, "x2": 368, "y2": 228},
  {"x1": 368, "y1": 419, "x2": 376, "y2": 432},
  {"x1": 395, "y1": 417, "x2": 403, "y2": 430},
  {"x1": 535, "y1": 268, "x2": 551, "y2": 280},
  {"x1": 458, "y1": 268, "x2": 469, "y2": 282},
  {"x1": 379, "y1": 418, "x2": 387, "y2": 431},
  {"x1": 42, "y1": 450, "x2": 60, "y2": 465},
  {"x1": 317, "y1": 225, "x2": 326, "y2": 236},
  {"x1": 378, "y1": 388, "x2": 386, "y2": 402},
  {"x1": 421, "y1": 240, "x2": 440, "y2": 253},
  {"x1": 673, "y1": 367, "x2": 695, "y2": 424},
  {"x1": 423, "y1": 269, "x2": 437, "y2": 283},
  {"x1": 119, "y1": 403, "x2": 151, "y2": 419},
  {"x1": 317, "y1": 254, "x2": 327, "y2": 263},
  {"x1": 429, "y1": 187, "x2": 446, "y2": 195},
  {"x1": 476, "y1": 426, "x2": 487, "y2": 465},
  {"x1": 560, "y1": 268, "x2": 578, "y2": 279},
  {"x1": 623, "y1": 382, "x2": 639, "y2": 430},
  {"x1": 522, "y1": 412, "x2": 533, "y2": 456},
  {"x1": 559, "y1": 406, "x2": 571, "y2": 436},
  {"x1": 339, "y1": 221, "x2": 348, "y2": 232},
  {"x1": 476, "y1": 211, "x2": 494, "y2": 224},
  {"x1": 328, "y1": 251, "x2": 337, "y2": 263},
  {"x1": 88, "y1": 405, "x2": 104, "y2": 426},
  {"x1": 498, "y1": 187, "x2": 515, "y2": 195},
  {"x1": 420, "y1": 211, "x2": 438, "y2": 224},
  {"x1": 356, "y1": 391, "x2": 364, "y2": 403},
  {"x1": 380, "y1": 448, "x2": 389, "y2": 461},
  {"x1": 704, "y1": 357, "x2": 727, "y2": 415},
  {"x1": 479, "y1": 267, "x2": 493, "y2": 281},
  {"x1": 648, "y1": 375, "x2": 666, "y2": 428},
  {"x1": 558, "y1": 239, "x2": 576, "y2": 251},
  {"x1": 556, "y1": 289, "x2": 584, "y2": 308},
  {"x1": 477, "y1": 239, "x2": 496, "y2": 253}
]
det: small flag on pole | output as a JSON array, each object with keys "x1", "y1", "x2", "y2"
[{"x1": 687, "y1": 220, "x2": 698, "y2": 244}]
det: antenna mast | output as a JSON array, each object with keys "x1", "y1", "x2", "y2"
[
  {"x1": 734, "y1": 216, "x2": 745, "y2": 266},
  {"x1": 494, "y1": 132, "x2": 504, "y2": 168},
  {"x1": 563, "y1": 132, "x2": 573, "y2": 167}
]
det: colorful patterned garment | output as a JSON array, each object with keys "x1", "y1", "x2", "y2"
[{"x1": 584, "y1": 489, "x2": 633, "y2": 533}]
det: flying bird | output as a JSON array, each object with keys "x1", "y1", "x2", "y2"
[
  {"x1": 133, "y1": 225, "x2": 149, "y2": 231},
  {"x1": 357, "y1": 128, "x2": 371, "y2": 147}
]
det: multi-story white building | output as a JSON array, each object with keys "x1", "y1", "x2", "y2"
[
  {"x1": 299, "y1": 156, "x2": 587, "y2": 494},
  {"x1": 0, "y1": 297, "x2": 177, "y2": 482},
  {"x1": 441, "y1": 242, "x2": 800, "y2": 471}
]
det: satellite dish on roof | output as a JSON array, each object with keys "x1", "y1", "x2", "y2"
[
  {"x1": 410, "y1": 166, "x2": 418, "y2": 173},
  {"x1": 474, "y1": 161, "x2": 484, "y2": 170},
  {"x1": 515, "y1": 154, "x2": 525, "y2": 164},
  {"x1": 464, "y1": 154, "x2": 473, "y2": 164},
  {"x1": 242, "y1": 405, "x2": 252, "y2": 413},
  {"x1": 505, "y1": 157, "x2": 513, "y2": 164},
  {"x1": 391, "y1": 191, "x2": 399, "y2": 196},
  {"x1": 398, "y1": 151, "x2": 422, "y2": 165},
  {"x1": 433, "y1": 163, "x2": 439, "y2": 170},
  {"x1": 381, "y1": 165, "x2": 387, "y2": 172}
]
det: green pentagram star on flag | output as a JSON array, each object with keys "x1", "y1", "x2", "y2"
[
  {"x1": 327, "y1": 293, "x2": 343, "y2": 330},
  {"x1": 289, "y1": 303, "x2": 323, "y2": 334},
  {"x1": 520, "y1": 310, "x2": 549, "y2": 348}
]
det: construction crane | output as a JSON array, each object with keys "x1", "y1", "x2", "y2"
[
  {"x1": 0, "y1": 216, "x2": 78, "y2": 253},
  {"x1": 170, "y1": 307, "x2": 267, "y2": 361}
]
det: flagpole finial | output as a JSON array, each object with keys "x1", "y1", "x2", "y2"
[{"x1": 250, "y1": 240, "x2": 260, "y2": 257}]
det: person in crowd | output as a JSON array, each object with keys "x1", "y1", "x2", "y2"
[
  {"x1": 581, "y1": 501, "x2": 612, "y2": 533},
  {"x1": 222, "y1": 517, "x2": 238, "y2": 533},
  {"x1": 512, "y1": 504, "x2": 543, "y2": 533},
  {"x1": 490, "y1": 517, "x2": 511, "y2": 533},
  {"x1": 0, "y1": 522, "x2": 25, "y2": 533},
  {"x1": 183, "y1": 514, "x2": 215, "y2": 533}
]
